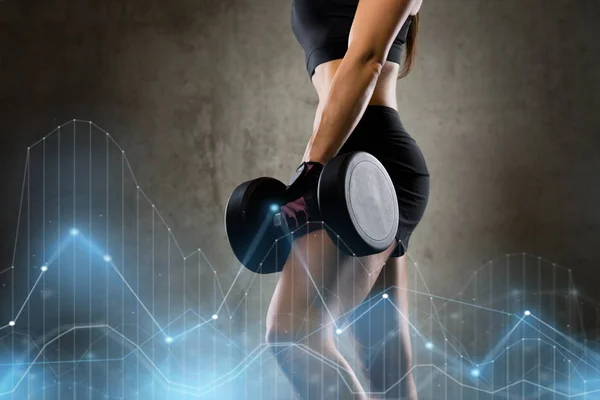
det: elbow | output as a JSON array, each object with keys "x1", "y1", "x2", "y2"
[{"x1": 352, "y1": 47, "x2": 385, "y2": 77}]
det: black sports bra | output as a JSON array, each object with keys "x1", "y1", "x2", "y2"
[{"x1": 292, "y1": 0, "x2": 412, "y2": 77}]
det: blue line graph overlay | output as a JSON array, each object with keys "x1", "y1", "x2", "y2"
[{"x1": 1, "y1": 119, "x2": 599, "y2": 399}]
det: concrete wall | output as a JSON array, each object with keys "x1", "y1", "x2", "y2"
[
  {"x1": 0, "y1": 0, "x2": 599, "y2": 394},
  {"x1": 3, "y1": 0, "x2": 598, "y2": 294}
]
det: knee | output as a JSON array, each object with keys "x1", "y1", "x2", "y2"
[
  {"x1": 265, "y1": 324, "x2": 297, "y2": 347},
  {"x1": 265, "y1": 323, "x2": 310, "y2": 367},
  {"x1": 265, "y1": 316, "x2": 333, "y2": 349},
  {"x1": 265, "y1": 314, "x2": 304, "y2": 348}
]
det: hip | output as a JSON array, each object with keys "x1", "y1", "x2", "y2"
[{"x1": 339, "y1": 105, "x2": 430, "y2": 179}]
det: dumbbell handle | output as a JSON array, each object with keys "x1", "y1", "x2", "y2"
[{"x1": 273, "y1": 212, "x2": 285, "y2": 228}]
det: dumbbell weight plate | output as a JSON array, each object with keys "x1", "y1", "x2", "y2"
[
  {"x1": 318, "y1": 152, "x2": 399, "y2": 257},
  {"x1": 224, "y1": 177, "x2": 291, "y2": 274}
]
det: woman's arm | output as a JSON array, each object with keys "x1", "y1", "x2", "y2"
[{"x1": 302, "y1": 0, "x2": 420, "y2": 164}]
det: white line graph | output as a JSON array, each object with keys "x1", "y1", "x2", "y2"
[{"x1": 1, "y1": 119, "x2": 598, "y2": 399}]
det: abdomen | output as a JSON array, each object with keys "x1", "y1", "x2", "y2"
[{"x1": 312, "y1": 59, "x2": 401, "y2": 111}]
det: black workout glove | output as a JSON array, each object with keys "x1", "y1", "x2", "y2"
[{"x1": 279, "y1": 161, "x2": 324, "y2": 234}]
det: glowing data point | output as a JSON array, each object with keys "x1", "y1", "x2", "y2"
[
  {"x1": 382, "y1": 293, "x2": 389, "y2": 299},
  {"x1": 270, "y1": 204, "x2": 279, "y2": 212},
  {"x1": 425, "y1": 342, "x2": 433, "y2": 350},
  {"x1": 41, "y1": 265, "x2": 48, "y2": 272},
  {"x1": 524, "y1": 310, "x2": 531, "y2": 316},
  {"x1": 212, "y1": 314, "x2": 218, "y2": 320},
  {"x1": 165, "y1": 337, "x2": 174, "y2": 344},
  {"x1": 471, "y1": 369, "x2": 480, "y2": 378},
  {"x1": 103, "y1": 255, "x2": 112, "y2": 263},
  {"x1": 70, "y1": 228, "x2": 80, "y2": 236},
  {"x1": 336, "y1": 328, "x2": 343, "y2": 335},
  {"x1": 8, "y1": 321, "x2": 15, "y2": 327}
]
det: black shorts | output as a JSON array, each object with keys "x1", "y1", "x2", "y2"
[{"x1": 337, "y1": 105, "x2": 430, "y2": 257}]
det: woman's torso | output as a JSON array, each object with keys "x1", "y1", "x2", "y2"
[
  {"x1": 311, "y1": 59, "x2": 400, "y2": 110},
  {"x1": 291, "y1": 0, "x2": 415, "y2": 124},
  {"x1": 310, "y1": 59, "x2": 400, "y2": 132}
]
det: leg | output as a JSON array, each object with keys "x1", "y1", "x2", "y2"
[
  {"x1": 265, "y1": 228, "x2": 396, "y2": 400},
  {"x1": 350, "y1": 255, "x2": 418, "y2": 400}
]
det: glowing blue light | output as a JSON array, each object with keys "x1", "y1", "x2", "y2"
[
  {"x1": 471, "y1": 369, "x2": 480, "y2": 378},
  {"x1": 382, "y1": 293, "x2": 389, "y2": 299},
  {"x1": 165, "y1": 337, "x2": 174, "y2": 344},
  {"x1": 425, "y1": 342, "x2": 433, "y2": 350},
  {"x1": 8, "y1": 321, "x2": 15, "y2": 327},
  {"x1": 524, "y1": 310, "x2": 531, "y2": 316},
  {"x1": 212, "y1": 314, "x2": 218, "y2": 320},
  {"x1": 270, "y1": 204, "x2": 279, "y2": 212},
  {"x1": 336, "y1": 328, "x2": 343, "y2": 335},
  {"x1": 69, "y1": 228, "x2": 79, "y2": 236},
  {"x1": 41, "y1": 265, "x2": 48, "y2": 272},
  {"x1": 103, "y1": 255, "x2": 112, "y2": 263}
]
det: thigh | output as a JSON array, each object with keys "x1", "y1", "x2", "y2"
[
  {"x1": 265, "y1": 229, "x2": 397, "y2": 341},
  {"x1": 350, "y1": 256, "x2": 411, "y2": 341},
  {"x1": 370, "y1": 255, "x2": 408, "y2": 298},
  {"x1": 351, "y1": 256, "x2": 418, "y2": 397}
]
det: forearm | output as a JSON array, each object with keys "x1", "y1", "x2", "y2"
[{"x1": 302, "y1": 51, "x2": 383, "y2": 164}]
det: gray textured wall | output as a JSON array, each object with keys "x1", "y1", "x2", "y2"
[
  {"x1": 1, "y1": 0, "x2": 599, "y2": 396},
  {"x1": 2, "y1": 0, "x2": 599, "y2": 295}
]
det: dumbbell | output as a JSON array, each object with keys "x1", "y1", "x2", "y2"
[{"x1": 224, "y1": 152, "x2": 399, "y2": 274}]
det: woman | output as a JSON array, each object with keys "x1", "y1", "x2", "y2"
[{"x1": 265, "y1": 0, "x2": 428, "y2": 398}]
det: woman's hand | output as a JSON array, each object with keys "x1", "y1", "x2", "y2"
[{"x1": 279, "y1": 162, "x2": 324, "y2": 232}]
